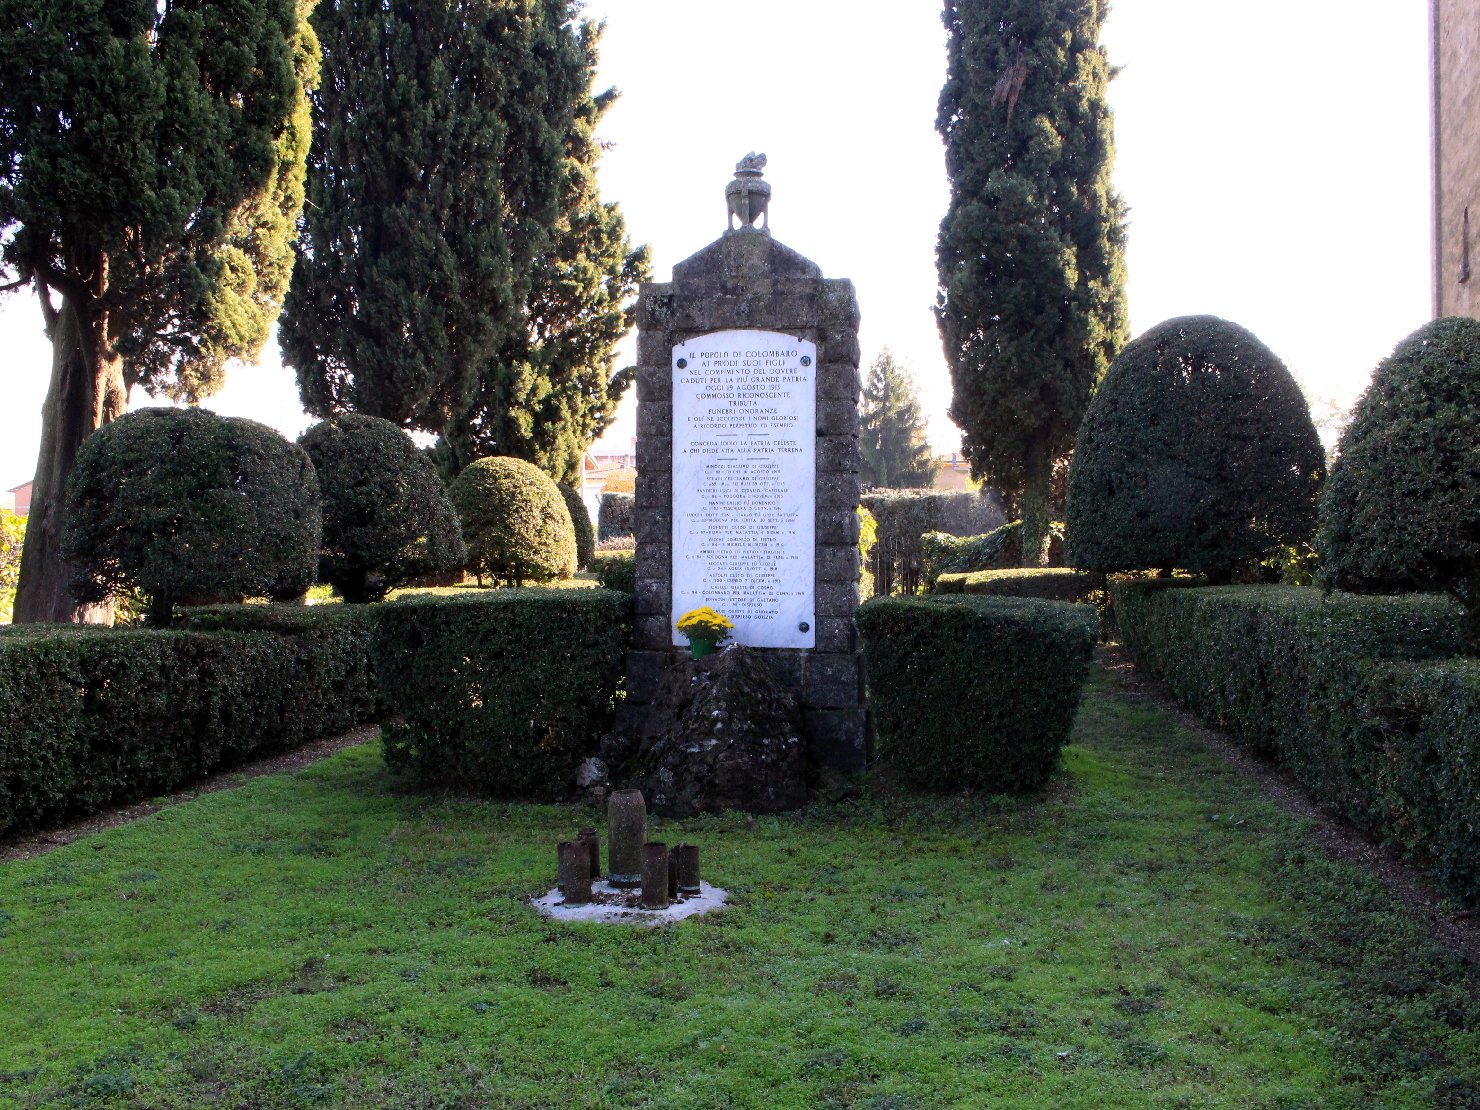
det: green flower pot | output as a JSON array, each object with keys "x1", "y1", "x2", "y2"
[{"x1": 688, "y1": 636, "x2": 717, "y2": 660}]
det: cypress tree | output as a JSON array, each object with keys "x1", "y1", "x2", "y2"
[
  {"x1": 282, "y1": 0, "x2": 585, "y2": 435},
  {"x1": 935, "y1": 0, "x2": 1128, "y2": 566},
  {"x1": 859, "y1": 350, "x2": 936, "y2": 490},
  {"x1": 0, "y1": 0, "x2": 317, "y2": 622},
  {"x1": 441, "y1": 20, "x2": 650, "y2": 487}
]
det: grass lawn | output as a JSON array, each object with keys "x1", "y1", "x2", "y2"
[{"x1": 2, "y1": 665, "x2": 1477, "y2": 1109}]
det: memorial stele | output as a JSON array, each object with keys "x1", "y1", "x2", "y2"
[{"x1": 621, "y1": 154, "x2": 867, "y2": 774}]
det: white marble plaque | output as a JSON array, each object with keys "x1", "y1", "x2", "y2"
[{"x1": 672, "y1": 329, "x2": 816, "y2": 649}]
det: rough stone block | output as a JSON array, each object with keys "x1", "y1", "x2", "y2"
[
  {"x1": 634, "y1": 541, "x2": 671, "y2": 577},
  {"x1": 635, "y1": 576, "x2": 668, "y2": 617},
  {"x1": 637, "y1": 401, "x2": 672, "y2": 440},
  {"x1": 818, "y1": 472, "x2": 859, "y2": 510},
  {"x1": 641, "y1": 469, "x2": 672, "y2": 506},
  {"x1": 817, "y1": 509, "x2": 861, "y2": 546},
  {"x1": 635, "y1": 506, "x2": 672, "y2": 542},
  {"x1": 637, "y1": 330, "x2": 672, "y2": 368},
  {"x1": 817, "y1": 362, "x2": 863, "y2": 400},
  {"x1": 817, "y1": 436, "x2": 861, "y2": 475},
  {"x1": 816, "y1": 580, "x2": 860, "y2": 617},
  {"x1": 635, "y1": 437, "x2": 671, "y2": 474},
  {"x1": 637, "y1": 363, "x2": 672, "y2": 404},
  {"x1": 637, "y1": 288, "x2": 675, "y2": 330},
  {"x1": 635, "y1": 615, "x2": 673, "y2": 652},
  {"x1": 817, "y1": 395, "x2": 860, "y2": 437},
  {"x1": 817, "y1": 545, "x2": 860, "y2": 582},
  {"x1": 762, "y1": 650, "x2": 806, "y2": 689},
  {"x1": 819, "y1": 330, "x2": 861, "y2": 366},
  {"x1": 624, "y1": 650, "x2": 670, "y2": 705},
  {"x1": 803, "y1": 708, "x2": 868, "y2": 774},
  {"x1": 818, "y1": 279, "x2": 861, "y2": 327},
  {"x1": 814, "y1": 616, "x2": 858, "y2": 654},
  {"x1": 810, "y1": 653, "x2": 862, "y2": 691}
]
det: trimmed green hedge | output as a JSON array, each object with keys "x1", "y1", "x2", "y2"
[
  {"x1": 934, "y1": 567, "x2": 1103, "y2": 604},
  {"x1": 179, "y1": 603, "x2": 379, "y2": 737},
  {"x1": 375, "y1": 588, "x2": 631, "y2": 797},
  {"x1": 590, "y1": 550, "x2": 635, "y2": 594},
  {"x1": 1374, "y1": 660, "x2": 1480, "y2": 904},
  {"x1": 0, "y1": 621, "x2": 372, "y2": 837},
  {"x1": 1, "y1": 589, "x2": 635, "y2": 836},
  {"x1": 1112, "y1": 580, "x2": 1474, "y2": 886},
  {"x1": 858, "y1": 595, "x2": 1095, "y2": 793}
]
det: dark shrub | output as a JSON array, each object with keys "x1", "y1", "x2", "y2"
[
  {"x1": 860, "y1": 490, "x2": 1006, "y2": 595},
  {"x1": 64, "y1": 408, "x2": 321, "y2": 624},
  {"x1": 375, "y1": 589, "x2": 632, "y2": 797},
  {"x1": 559, "y1": 484, "x2": 595, "y2": 570},
  {"x1": 0, "y1": 615, "x2": 380, "y2": 837},
  {"x1": 590, "y1": 550, "x2": 635, "y2": 594},
  {"x1": 920, "y1": 520, "x2": 1067, "y2": 589},
  {"x1": 1067, "y1": 316, "x2": 1325, "y2": 582},
  {"x1": 597, "y1": 491, "x2": 634, "y2": 541},
  {"x1": 300, "y1": 414, "x2": 464, "y2": 603},
  {"x1": 857, "y1": 595, "x2": 1094, "y2": 792},
  {"x1": 447, "y1": 457, "x2": 576, "y2": 586},
  {"x1": 1318, "y1": 317, "x2": 1480, "y2": 645}
]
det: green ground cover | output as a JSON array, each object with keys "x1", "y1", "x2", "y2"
[{"x1": 1, "y1": 666, "x2": 1477, "y2": 1109}]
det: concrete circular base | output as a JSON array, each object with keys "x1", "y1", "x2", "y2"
[{"x1": 531, "y1": 879, "x2": 729, "y2": 926}]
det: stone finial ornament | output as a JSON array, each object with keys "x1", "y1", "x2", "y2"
[{"x1": 725, "y1": 151, "x2": 771, "y2": 233}]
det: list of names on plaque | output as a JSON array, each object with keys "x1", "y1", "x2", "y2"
[{"x1": 672, "y1": 329, "x2": 816, "y2": 649}]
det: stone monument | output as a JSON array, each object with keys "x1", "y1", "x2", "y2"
[{"x1": 621, "y1": 154, "x2": 866, "y2": 775}]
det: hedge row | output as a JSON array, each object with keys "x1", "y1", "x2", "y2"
[
  {"x1": 376, "y1": 589, "x2": 630, "y2": 797},
  {"x1": 0, "y1": 590, "x2": 633, "y2": 836},
  {"x1": 861, "y1": 490, "x2": 1005, "y2": 595},
  {"x1": 1112, "y1": 580, "x2": 1480, "y2": 904},
  {"x1": 934, "y1": 567, "x2": 1103, "y2": 605},
  {"x1": 1375, "y1": 660, "x2": 1480, "y2": 901},
  {"x1": 0, "y1": 623, "x2": 369, "y2": 837},
  {"x1": 858, "y1": 595, "x2": 1095, "y2": 793}
]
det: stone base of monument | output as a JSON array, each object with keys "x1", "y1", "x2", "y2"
[
  {"x1": 624, "y1": 645, "x2": 809, "y2": 818},
  {"x1": 531, "y1": 880, "x2": 729, "y2": 926}
]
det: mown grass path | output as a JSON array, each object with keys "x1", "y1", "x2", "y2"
[{"x1": 2, "y1": 666, "x2": 1477, "y2": 1109}]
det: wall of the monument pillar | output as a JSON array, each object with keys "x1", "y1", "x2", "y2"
[{"x1": 622, "y1": 230, "x2": 867, "y2": 774}]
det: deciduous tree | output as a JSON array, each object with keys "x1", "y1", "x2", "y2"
[{"x1": 0, "y1": 0, "x2": 317, "y2": 622}]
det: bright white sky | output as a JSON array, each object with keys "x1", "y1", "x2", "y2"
[{"x1": 0, "y1": 0, "x2": 1432, "y2": 492}]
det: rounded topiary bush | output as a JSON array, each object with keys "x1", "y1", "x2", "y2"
[
  {"x1": 1318, "y1": 316, "x2": 1480, "y2": 642},
  {"x1": 299, "y1": 414, "x2": 466, "y2": 603},
  {"x1": 1066, "y1": 315, "x2": 1325, "y2": 582},
  {"x1": 448, "y1": 456, "x2": 576, "y2": 586},
  {"x1": 65, "y1": 407, "x2": 321, "y2": 624},
  {"x1": 558, "y1": 484, "x2": 595, "y2": 570}
]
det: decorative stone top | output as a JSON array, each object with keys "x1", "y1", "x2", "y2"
[{"x1": 725, "y1": 151, "x2": 771, "y2": 234}]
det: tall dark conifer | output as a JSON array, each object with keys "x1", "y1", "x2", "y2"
[
  {"x1": 935, "y1": 0, "x2": 1127, "y2": 565},
  {"x1": 282, "y1": 0, "x2": 584, "y2": 435},
  {"x1": 860, "y1": 350, "x2": 936, "y2": 490},
  {"x1": 441, "y1": 20, "x2": 650, "y2": 487},
  {"x1": 0, "y1": 0, "x2": 318, "y2": 622}
]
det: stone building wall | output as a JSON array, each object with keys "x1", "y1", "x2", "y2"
[{"x1": 1433, "y1": 0, "x2": 1480, "y2": 318}]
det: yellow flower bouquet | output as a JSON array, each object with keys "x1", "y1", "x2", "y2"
[{"x1": 675, "y1": 606, "x2": 734, "y2": 658}]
